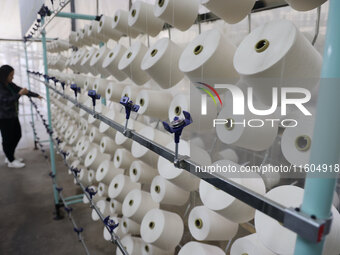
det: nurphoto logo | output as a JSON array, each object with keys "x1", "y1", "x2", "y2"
[{"x1": 196, "y1": 83, "x2": 312, "y2": 128}]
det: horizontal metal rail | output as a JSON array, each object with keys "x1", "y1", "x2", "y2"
[
  {"x1": 65, "y1": 199, "x2": 85, "y2": 206},
  {"x1": 30, "y1": 75, "x2": 332, "y2": 244},
  {"x1": 56, "y1": 12, "x2": 98, "y2": 20},
  {"x1": 65, "y1": 194, "x2": 84, "y2": 201}
]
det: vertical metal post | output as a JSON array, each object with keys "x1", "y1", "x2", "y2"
[
  {"x1": 23, "y1": 41, "x2": 38, "y2": 150},
  {"x1": 312, "y1": 7, "x2": 321, "y2": 45},
  {"x1": 248, "y1": 13, "x2": 252, "y2": 33},
  {"x1": 99, "y1": 41, "x2": 106, "y2": 106},
  {"x1": 70, "y1": 0, "x2": 76, "y2": 31},
  {"x1": 41, "y1": 17, "x2": 62, "y2": 219},
  {"x1": 294, "y1": 1, "x2": 340, "y2": 254},
  {"x1": 96, "y1": 0, "x2": 99, "y2": 15}
]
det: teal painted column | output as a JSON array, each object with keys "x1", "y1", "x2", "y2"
[
  {"x1": 65, "y1": 199, "x2": 84, "y2": 206},
  {"x1": 294, "y1": 1, "x2": 340, "y2": 254},
  {"x1": 64, "y1": 194, "x2": 84, "y2": 201},
  {"x1": 41, "y1": 17, "x2": 60, "y2": 207},
  {"x1": 23, "y1": 41, "x2": 38, "y2": 150},
  {"x1": 56, "y1": 12, "x2": 97, "y2": 20}
]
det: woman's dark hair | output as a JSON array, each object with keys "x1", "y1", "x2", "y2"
[{"x1": 0, "y1": 65, "x2": 14, "y2": 84}]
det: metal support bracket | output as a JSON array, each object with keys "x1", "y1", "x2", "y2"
[
  {"x1": 284, "y1": 207, "x2": 333, "y2": 243},
  {"x1": 175, "y1": 155, "x2": 190, "y2": 169}
]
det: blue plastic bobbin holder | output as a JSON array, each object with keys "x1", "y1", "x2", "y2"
[
  {"x1": 120, "y1": 96, "x2": 140, "y2": 134},
  {"x1": 88, "y1": 90, "x2": 101, "y2": 113},
  {"x1": 163, "y1": 111, "x2": 192, "y2": 167}
]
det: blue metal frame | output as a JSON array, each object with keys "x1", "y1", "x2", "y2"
[
  {"x1": 56, "y1": 12, "x2": 97, "y2": 20},
  {"x1": 294, "y1": 1, "x2": 340, "y2": 254},
  {"x1": 30, "y1": 3, "x2": 339, "y2": 253},
  {"x1": 65, "y1": 199, "x2": 83, "y2": 206},
  {"x1": 23, "y1": 41, "x2": 38, "y2": 149},
  {"x1": 64, "y1": 194, "x2": 84, "y2": 201},
  {"x1": 41, "y1": 17, "x2": 60, "y2": 207}
]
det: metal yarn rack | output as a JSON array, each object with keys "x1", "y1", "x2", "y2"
[{"x1": 22, "y1": 0, "x2": 340, "y2": 254}]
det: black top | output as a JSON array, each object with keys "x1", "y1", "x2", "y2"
[{"x1": 0, "y1": 82, "x2": 40, "y2": 119}]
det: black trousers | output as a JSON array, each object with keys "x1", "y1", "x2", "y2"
[{"x1": 0, "y1": 117, "x2": 21, "y2": 162}]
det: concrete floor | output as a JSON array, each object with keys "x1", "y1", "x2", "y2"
[
  {"x1": 0, "y1": 146, "x2": 116, "y2": 255},
  {"x1": 0, "y1": 94, "x2": 117, "y2": 254}
]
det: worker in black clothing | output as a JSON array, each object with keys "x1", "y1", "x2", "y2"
[{"x1": 0, "y1": 65, "x2": 42, "y2": 168}]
